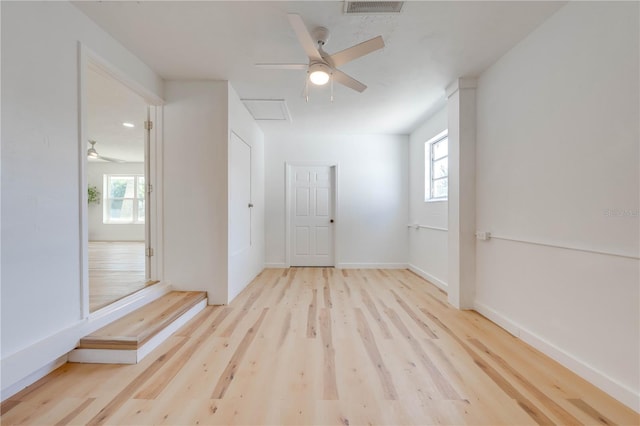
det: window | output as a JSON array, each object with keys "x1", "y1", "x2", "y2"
[
  {"x1": 103, "y1": 175, "x2": 145, "y2": 224},
  {"x1": 425, "y1": 131, "x2": 448, "y2": 201}
]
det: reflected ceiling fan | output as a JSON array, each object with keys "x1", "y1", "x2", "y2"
[
  {"x1": 87, "y1": 140, "x2": 125, "y2": 163},
  {"x1": 256, "y1": 14, "x2": 385, "y2": 96}
]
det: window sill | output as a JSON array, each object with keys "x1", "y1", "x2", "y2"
[{"x1": 424, "y1": 198, "x2": 448, "y2": 203}]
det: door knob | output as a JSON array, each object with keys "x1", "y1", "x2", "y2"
[
  {"x1": 330, "y1": 219, "x2": 334, "y2": 223},
  {"x1": 248, "y1": 203, "x2": 254, "y2": 208}
]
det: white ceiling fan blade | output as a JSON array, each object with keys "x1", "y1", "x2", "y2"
[
  {"x1": 330, "y1": 36, "x2": 385, "y2": 67},
  {"x1": 287, "y1": 14, "x2": 322, "y2": 61},
  {"x1": 255, "y1": 63, "x2": 308, "y2": 70},
  {"x1": 97, "y1": 155, "x2": 126, "y2": 163},
  {"x1": 332, "y1": 69, "x2": 367, "y2": 93}
]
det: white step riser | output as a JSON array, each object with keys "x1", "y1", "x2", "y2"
[{"x1": 68, "y1": 299, "x2": 207, "y2": 364}]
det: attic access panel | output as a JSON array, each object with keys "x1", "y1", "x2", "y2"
[
  {"x1": 344, "y1": 1, "x2": 404, "y2": 14},
  {"x1": 242, "y1": 99, "x2": 291, "y2": 121}
]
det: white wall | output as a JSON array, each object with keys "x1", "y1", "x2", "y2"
[
  {"x1": 265, "y1": 134, "x2": 409, "y2": 268},
  {"x1": 1, "y1": 1, "x2": 163, "y2": 395},
  {"x1": 87, "y1": 162, "x2": 145, "y2": 241},
  {"x1": 474, "y1": 1, "x2": 639, "y2": 409},
  {"x1": 408, "y1": 107, "x2": 448, "y2": 289},
  {"x1": 163, "y1": 81, "x2": 265, "y2": 305},
  {"x1": 228, "y1": 86, "x2": 265, "y2": 302},
  {"x1": 447, "y1": 80, "x2": 477, "y2": 309},
  {"x1": 163, "y1": 81, "x2": 229, "y2": 304}
]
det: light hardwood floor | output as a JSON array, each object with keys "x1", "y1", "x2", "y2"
[
  {"x1": 2, "y1": 268, "x2": 637, "y2": 425},
  {"x1": 89, "y1": 241, "x2": 149, "y2": 312}
]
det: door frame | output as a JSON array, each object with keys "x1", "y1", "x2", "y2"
[
  {"x1": 78, "y1": 43, "x2": 164, "y2": 319},
  {"x1": 285, "y1": 162, "x2": 339, "y2": 268}
]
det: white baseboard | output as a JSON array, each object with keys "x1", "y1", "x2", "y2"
[
  {"x1": 1, "y1": 282, "x2": 171, "y2": 401},
  {"x1": 473, "y1": 300, "x2": 640, "y2": 412},
  {"x1": 407, "y1": 264, "x2": 448, "y2": 292},
  {"x1": 473, "y1": 301, "x2": 519, "y2": 337},
  {"x1": 336, "y1": 263, "x2": 408, "y2": 269},
  {"x1": 1, "y1": 318, "x2": 85, "y2": 400},
  {"x1": 228, "y1": 267, "x2": 265, "y2": 304},
  {"x1": 69, "y1": 298, "x2": 206, "y2": 365},
  {"x1": 0, "y1": 354, "x2": 67, "y2": 401},
  {"x1": 265, "y1": 263, "x2": 410, "y2": 270}
]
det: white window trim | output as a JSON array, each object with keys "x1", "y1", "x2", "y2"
[
  {"x1": 103, "y1": 174, "x2": 146, "y2": 224},
  {"x1": 425, "y1": 130, "x2": 449, "y2": 202}
]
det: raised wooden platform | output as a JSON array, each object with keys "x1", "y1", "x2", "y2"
[{"x1": 69, "y1": 291, "x2": 207, "y2": 364}]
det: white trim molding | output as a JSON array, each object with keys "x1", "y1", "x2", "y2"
[
  {"x1": 487, "y1": 234, "x2": 639, "y2": 260},
  {"x1": 0, "y1": 355, "x2": 68, "y2": 402},
  {"x1": 408, "y1": 224, "x2": 448, "y2": 232},
  {"x1": 473, "y1": 301, "x2": 520, "y2": 337},
  {"x1": 79, "y1": 44, "x2": 165, "y2": 318},
  {"x1": 474, "y1": 301, "x2": 640, "y2": 412},
  {"x1": 336, "y1": 263, "x2": 408, "y2": 269},
  {"x1": 408, "y1": 264, "x2": 448, "y2": 292},
  {"x1": 264, "y1": 263, "x2": 288, "y2": 268}
]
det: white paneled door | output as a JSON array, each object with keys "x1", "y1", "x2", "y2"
[{"x1": 290, "y1": 166, "x2": 334, "y2": 266}]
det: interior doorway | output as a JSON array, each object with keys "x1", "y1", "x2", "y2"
[
  {"x1": 84, "y1": 61, "x2": 156, "y2": 312},
  {"x1": 286, "y1": 164, "x2": 336, "y2": 267}
]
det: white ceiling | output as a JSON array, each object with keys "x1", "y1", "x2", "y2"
[
  {"x1": 75, "y1": 1, "x2": 565, "y2": 136},
  {"x1": 87, "y1": 64, "x2": 147, "y2": 162}
]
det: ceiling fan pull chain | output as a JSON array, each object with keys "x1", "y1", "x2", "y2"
[{"x1": 304, "y1": 74, "x2": 309, "y2": 103}]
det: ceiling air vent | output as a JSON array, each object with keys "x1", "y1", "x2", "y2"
[{"x1": 344, "y1": 1, "x2": 404, "y2": 14}]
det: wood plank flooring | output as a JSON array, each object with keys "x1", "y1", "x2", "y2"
[
  {"x1": 3, "y1": 268, "x2": 638, "y2": 425},
  {"x1": 89, "y1": 242, "x2": 149, "y2": 312},
  {"x1": 79, "y1": 291, "x2": 207, "y2": 350}
]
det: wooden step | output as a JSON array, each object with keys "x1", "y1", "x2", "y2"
[{"x1": 69, "y1": 291, "x2": 207, "y2": 364}]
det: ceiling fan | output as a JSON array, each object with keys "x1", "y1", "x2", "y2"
[
  {"x1": 87, "y1": 140, "x2": 125, "y2": 163},
  {"x1": 256, "y1": 14, "x2": 385, "y2": 95}
]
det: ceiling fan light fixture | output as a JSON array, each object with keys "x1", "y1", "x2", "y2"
[
  {"x1": 86, "y1": 139, "x2": 125, "y2": 163},
  {"x1": 309, "y1": 63, "x2": 330, "y2": 85},
  {"x1": 87, "y1": 140, "x2": 99, "y2": 158},
  {"x1": 309, "y1": 70, "x2": 329, "y2": 85}
]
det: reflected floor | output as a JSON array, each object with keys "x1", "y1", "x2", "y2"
[{"x1": 89, "y1": 241, "x2": 150, "y2": 312}]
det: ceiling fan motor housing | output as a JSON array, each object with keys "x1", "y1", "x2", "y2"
[{"x1": 313, "y1": 26, "x2": 330, "y2": 47}]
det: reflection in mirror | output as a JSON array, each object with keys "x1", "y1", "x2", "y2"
[{"x1": 86, "y1": 63, "x2": 154, "y2": 312}]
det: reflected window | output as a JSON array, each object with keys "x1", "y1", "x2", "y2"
[{"x1": 103, "y1": 175, "x2": 145, "y2": 224}]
